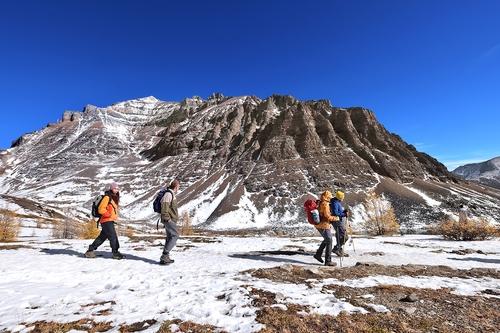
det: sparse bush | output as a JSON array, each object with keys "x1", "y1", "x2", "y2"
[
  {"x1": 78, "y1": 219, "x2": 100, "y2": 239},
  {"x1": 180, "y1": 211, "x2": 193, "y2": 236},
  {"x1": 124, "y1": 225, "x2": 135, "y2": 238},
  {"x1": 433, "y1": 215, "x2": 498, "y2": 241},
  {"x1": 362, "y1": 192, "x2": 400, "y2": 236},
  {"x1": 0, "y1": 210, "x2": 20, "y2": 242},
  {"x1": 51, "y1": 216, "x2": 79, "y2": 239}
]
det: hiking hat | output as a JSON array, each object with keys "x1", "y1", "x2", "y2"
[
  {"x1": 108, "y1": 182, "x2": 119, "y2": 191},
  {"x1": 336, "y1": 191, "x2": 345, "y2": 200}
]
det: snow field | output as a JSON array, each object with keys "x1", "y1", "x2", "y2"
[{"x1": 0, "y1": 235, "x2": 498, "y2": 332}]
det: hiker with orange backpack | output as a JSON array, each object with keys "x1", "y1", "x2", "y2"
[
  {"x1": 85, "y1": 182, "x2": 124, "y2": 260},
  {"x1": 312, "y1": 191, "x2": 339, "y2": 266}
]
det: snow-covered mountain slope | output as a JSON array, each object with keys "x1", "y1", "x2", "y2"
[
  {"x1": 453, "y1": 157, "x2": 500, "y2": 189},
  {"x1": 0, "y1": 94, "x2": 499, "y2": 230}
]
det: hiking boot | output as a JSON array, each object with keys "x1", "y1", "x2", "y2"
[
  {"x1": 324, "y1": 261, "x2": 336, "y2": 267},
  {"x1": 160, "y1": 254, "x2": 174, "y2": 265},
  {"x1": 313, "y1": 253, "x2": 324, "y2": 263},
  {"x1": 84, "y1": 250, "x2": 96, "y2": 258},
  {"x1": 112, "y1": 252, "x2": 124, "y2": 260}
]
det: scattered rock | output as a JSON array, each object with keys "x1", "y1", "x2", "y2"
[
  {"x1": 400, "y1": 293, "x2": 419, "y2": 302},
  {"x1": 403, "y1": 306, "x2": 417, "y2": 315},
  {"x1": 482, "y1": 289, "x2": 500, "y2": 296},
  {"x1": 364, "y1": 251, "x2": 385, "y2": 256},
  {"x1": 355, "y1": 262, "x2": 376, "y2": 267},
  {"x1": 305, "y1": 267, "x2": 322, "y2": 275}
]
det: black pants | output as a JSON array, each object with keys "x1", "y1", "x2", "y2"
[
  {"x1": 315, "y1": 228, "x2": 333, "y2": 263},
  {"x1": 89, "y1": 221, "x2": 119, "y2": 253},
  {"x1": 333, "y1": 220, "x2": 347, "y2": 251}
]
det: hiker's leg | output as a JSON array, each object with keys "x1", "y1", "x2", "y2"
[
  {"x1": 332, "y1": 224, "x2": 341, "y2": 251},
  {"x1": 316, "y1": 229, "x2": 326, "y2": 256},
  {"x1": 163, "y1": 221, "x2": 179, "y2": 255},
  {"x1": 338, "y1": 220, "x2": 347, "y2": 249},
  {"x1": 88, "y1": 228, "x2": 107, "y2": 251},
  {"x1": 106, "y1": 222, "x2": 120, "y2": 253},
  {"x1": 323, "y1": 229, "x2": 333, "y2": 263}
]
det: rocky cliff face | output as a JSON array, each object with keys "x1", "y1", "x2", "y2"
[
  {"x1": 453, "y1": 157, "x2": 500, "y2": 189},
  {"x1": 1, "y1": 94, "x2": 498, "y2": 231}
]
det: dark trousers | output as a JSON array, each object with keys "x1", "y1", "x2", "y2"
[
  {"x1": 162, "y1": 221, "x2": 179, "y2": 255},
  {"x1": 333, "y1": 220, "x2": 347, "y2": 251},
  {"x1": 316, "y1": 228, "x2": 333, "y2": 263},
  {"x1": 89, "y1": 221, "x2": 119, "y2": 253}
]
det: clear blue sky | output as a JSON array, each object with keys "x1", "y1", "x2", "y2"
[{"x1": 1, "y1": 0, "x2": 499, "y2": 170}]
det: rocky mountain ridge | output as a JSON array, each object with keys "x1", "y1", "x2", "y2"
[{"x1": 0, "y1": 94, "x2": 498, "y2": 231}]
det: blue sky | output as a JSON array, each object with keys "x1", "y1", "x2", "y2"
[{"x1": 0, "y1": 0, "x2": 499, "y2": 170}]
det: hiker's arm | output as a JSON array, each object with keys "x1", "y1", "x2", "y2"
[
  {"x1": 332, "y1": 201, "x2": 346, "y2": 218},
  {"x1": 322, "y1": 202, "x2": 339, "y2": 222},
  {"x1": 98, "y1": 196, "x2": 111, "y2": 217}
]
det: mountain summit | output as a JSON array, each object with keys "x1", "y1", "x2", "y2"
[
  {"x1": 1, "y1": 95, "x2": 498, "y2": 230},
  {"x1": 453, "y1": 157, "x2": 500, "y2": 189}
]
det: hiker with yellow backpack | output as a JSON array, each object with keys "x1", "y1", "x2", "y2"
[
  {"x1": 330, "y1": 190, "x2": 351, "y2": 257},
  {"x1": 312, "y1": 190, "x2": 339, "y2": 266}
]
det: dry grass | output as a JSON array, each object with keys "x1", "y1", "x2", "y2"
[
  {"x1": 25, "y1": 319, "x2": 112, "y2": 333},
  {"x1": 78, "y1": 219, "x2": 101, "y2": 239},
  {"x1": 250, "y1": 283, "x2": 500, "y2": 333},
  {"x1": 157, "y1": 319, "x2": 225, "y2": 332},
  {"x1": 0, "y1": 210, "x2": 20, "y2": 242},
  {"x1": 179, "y1": 211, "x2": 193, "y2": 236},
  {"x1": 432, "y1": 215, "x2": 499, "y2": 241},
  {"x1": 0, "y1": 244, "x2": 33, "y2": 250},
  {"x1": 119, "y1": 319, "x2": 157, "y2": 332},
  {"x1": 249, "y1": 263, "x2": 500, "y2": 284},
  {"x1": 362, "y1": 192, "x2": 400, "y2": 236}
]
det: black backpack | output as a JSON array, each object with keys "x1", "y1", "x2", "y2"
[
  {"x1": 92, "y1": 194, "x2": 109, "y2": 218},
  {"x1": 153, "y1": 189, "x2": 172, "y2": 213}
]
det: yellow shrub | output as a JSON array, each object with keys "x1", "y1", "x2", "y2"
[
  {"x1": 78, "y1": 219, "x2": 100, "y2": 239},
  {"x1": 0, "y1": 210, "x2": 20, "y2": 242},
  {"x1": 124, "y1": 225, "x2": 135, "y2": 238},
  {"x1": 434, "y1": 216, "x2": 498, "y2": 241},
  {"x1": 180, "y1": 211, "x2": 193, "y2": 236},
  {"x1": 362, "y1": 192, "x2": 400, "y2": 236}
]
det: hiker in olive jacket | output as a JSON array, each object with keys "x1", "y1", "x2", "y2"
[
  {"x1": 313, "y1": 190, "x2": 339, "y2": 266},
  {"x1": 159, "y1": 179, "x2": 180, "y2": 265}
]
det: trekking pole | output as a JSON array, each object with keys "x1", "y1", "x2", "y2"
[{"x1": 347, "y1": 216, "x2": 355, "y2": 253}]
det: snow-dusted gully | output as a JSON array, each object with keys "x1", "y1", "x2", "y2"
[{"x1": 0, "y1": 235, "x2": 499, "y2": 332}]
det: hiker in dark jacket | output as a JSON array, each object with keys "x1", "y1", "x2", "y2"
[
  {"x1": 313, "y1": 191, "x2": 339, "y2": 266},
  {"x1": 85, "y1": 182, "x2": 124, "y2": 259},
  {"x1": 330, "y1": 190, "x2": 350, "y2": 257},
  {"x1": 159, "y1": 179, "x2": 180, "y2": 265}
]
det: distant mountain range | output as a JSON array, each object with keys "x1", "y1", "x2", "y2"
[
  {"x1": 1, "y1": 94, "x2": 499, "y2": 231},
  {"x1": 453, "y1": 157, "x2": 500, "y2": 190}
]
